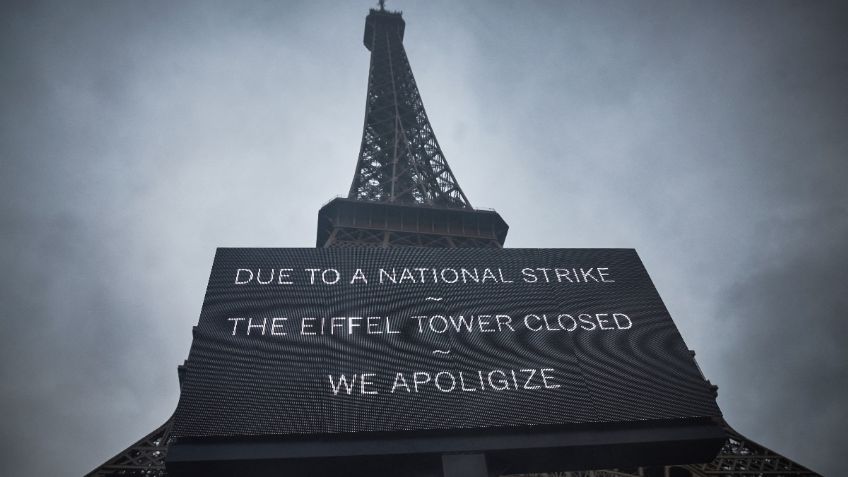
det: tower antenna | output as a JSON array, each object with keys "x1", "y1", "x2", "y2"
[{"x1": 378, "y1": 0, "x2": 385, "y2": 11}]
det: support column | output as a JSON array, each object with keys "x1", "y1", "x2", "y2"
[{"x1": 442, "y1": 453, "x2": 487, "y2": 477}]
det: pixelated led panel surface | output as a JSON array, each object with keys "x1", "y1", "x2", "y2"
[{"x1": 172, "y1": 248, "x2": 720, "y2": 438}]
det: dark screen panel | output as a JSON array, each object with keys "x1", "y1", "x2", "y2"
[{"x1": 172, "y1": 248, "x2": 720, "y2": 439}]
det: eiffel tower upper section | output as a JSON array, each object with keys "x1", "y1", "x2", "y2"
[
  {"x1": 317, "y1": 4, "x2": 508, "y2": 248},
  {"x1": 349, "y1": 6, "x2": 469, "y2": 208}
]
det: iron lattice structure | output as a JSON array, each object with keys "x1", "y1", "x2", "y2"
[
  {"x1": 317, "y1": 6, "x2": 508, "y2": 249},
  {"x1": 86, "y1": 5, "x2": 820, "y2": 477},
  {"x1": 348, "y1": 8, "x2": 470, "y2": 208},
  {"x1": 86, "y1": 419, "x2": 171, "y2": 477}
]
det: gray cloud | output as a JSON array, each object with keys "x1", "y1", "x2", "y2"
[{"x1": 1, "y1": 1, "x2": 844, "y2": 475}]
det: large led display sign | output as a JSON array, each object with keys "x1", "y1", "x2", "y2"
[{"x1": 172, "y1": 248, "x2": 720, "y2": 438}]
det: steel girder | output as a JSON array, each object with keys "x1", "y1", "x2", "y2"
[
  {"x1": 85, "y1": 419, "x2": 171, "y2": 477},
  {"x1": 86, "y1": 417, "x2": 821, "y2": 476}
]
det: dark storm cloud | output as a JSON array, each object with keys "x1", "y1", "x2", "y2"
[{"x1": 1, "y1": 1, "x2": 844, "y2": 475}]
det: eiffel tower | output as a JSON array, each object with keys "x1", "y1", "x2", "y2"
[{"x1": 87, "y1": 4, "x2": 819, "y2": 477}]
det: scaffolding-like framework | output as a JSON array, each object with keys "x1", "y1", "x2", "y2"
[{"x1": 347, "y1": 8, "x2": 470, "y2": 209}]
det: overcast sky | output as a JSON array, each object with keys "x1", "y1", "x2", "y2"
[{"x1": 1, "y1": 1, "x2": 845, "y2": 475}]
